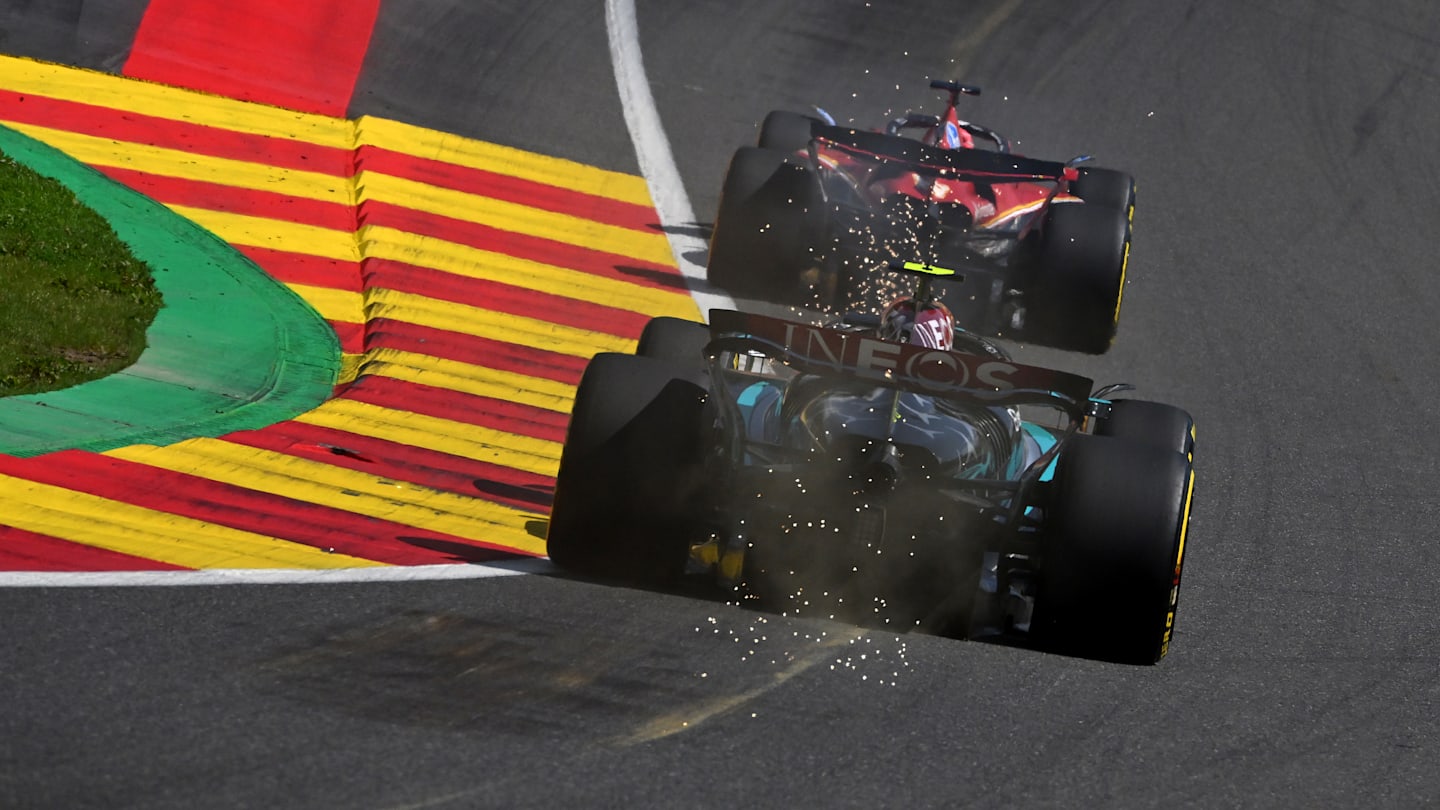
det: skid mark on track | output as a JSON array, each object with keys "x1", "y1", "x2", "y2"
[{"x1": 612, "y1": 626, "x2": 863, "y2": 746}]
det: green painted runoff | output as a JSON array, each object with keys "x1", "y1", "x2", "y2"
[{"x1": 0, "y1": 124, "x2": 340, "y2": 457}]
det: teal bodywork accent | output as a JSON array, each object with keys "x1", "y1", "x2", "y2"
[{"x1": 1022, "y1": 422, "x2": 1060, "y2": 482}]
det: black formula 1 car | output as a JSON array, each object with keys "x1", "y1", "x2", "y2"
[
  {"x1": 707, "y1": 80, "x2": 1135, "y2": 354},
  {"x1": 547, "y1": 276, "x2": 1195, "y2": 665}
]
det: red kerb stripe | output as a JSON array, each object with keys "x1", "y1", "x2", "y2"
[
  {"x1": 0, "y1": 527, "x2": 189, "y2": 572},
  {"x1": 340, "y1": 375, "x2": 570, "y2": 444},
  {"x1": 226, "y1": 423, "x2": 555, "y2": 511},
  {"x1": 360, "y1": 318, "x2": 589, "y2": 385},
  {"x1": 359, "y1": 201, "x2": 689, "y2": 294},
  {"x1": 357, "y1": 145, "x2": 659, "y2": 232},
  {"x1": 362, "y1": 259, "x2": 650, "y2": 334},
  {"x1": 98, "y1": 167, "x2": 356, "y2": 232},
  {"x1": 0, "y1": 452, "x2": 530, "y2": 564},
  {"x1": 0, "y1": 91, "x2": 354, "y2": 173}
]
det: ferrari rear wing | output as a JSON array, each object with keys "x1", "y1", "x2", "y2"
[
  {"x1": 707, "y1": 309, "x2": 1094, "y2": 417},
  {"x1": 808, "y1": 122, "x2": 1076, "y2": 185}
]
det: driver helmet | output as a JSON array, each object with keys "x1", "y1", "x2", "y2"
[{"x1": 879, "y1": 297, "x2": 954, "y2": 350}]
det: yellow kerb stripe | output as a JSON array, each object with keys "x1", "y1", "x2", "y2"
[
  {"x1": 0, "y1": 54, "x2": 355, "y2": 147},
  {"x1": 0, "y1": 57, "x2": 655, "y2": 210},
  {"x1": 362, "y1": 287, "x2": 634, "y2": 358},
  {"x1": 356, "y1": 115, "x2": 654, "y2": 207},
  {"x1": 285, "y1": 284, "x2": 365, "y2": 328},
  {"x1": 360, "y1": 227, "x2": 702, "y2": 319},
  {"x1": 0, "y1": 127, "x2": 665, "y2": 268},
  {"x1": 294, "y1": 399, "x2": 561, "y2": 477},
  {"x1": 338, "y1": 353, "x2": 365, "y2": 385},
  {"x1": 0, "y1": 56, "x2": 658, "y2": 208},
  {"x1": 0, "y1": 122, "x2": 355, "y2": 205},
  {"x1": 0, "y1": 472, "x2": 382, "y2": 569},
  {"x1": 276, "y1": 284, "x2": 635, "y2": 363},
  {"x1": 359, "y1": 349, "x2": 579, "y2": 414},
  {"x1": 106, "y1": 439, "x2": 548, "y2": 556},
  {"x1": 170, "y1": 206, "x2": 361, "y2": 261},
  {"x1": 167, "y1": 213, "x2": 698, "y2": 324},
  {"x1": 356, "y1": 170, "x2": 673, "y2": 265}
]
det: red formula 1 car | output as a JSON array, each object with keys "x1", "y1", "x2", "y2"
[{"x1": 707, "y1": 80, "x2": 1136, "y2": 354}]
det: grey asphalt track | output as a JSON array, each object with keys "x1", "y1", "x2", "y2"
[{"x1": 3, "y1": 1, "x2": 1439, "y2": 807}]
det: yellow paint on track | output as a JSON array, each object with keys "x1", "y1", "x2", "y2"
[
  {"x1": 4, "y1": 122, "x2": 356, "y2": 204},
  {"x1": 294, "y1": 399, "x2": 561, "y2": 476},
  {"x1": 284, "y1": 284, "x2": 365, "y2": 330},
  {"x1": 172, "y1": 207, "x2": 361, "y2": 261},
  {"x1": 361, "y1": 288, "x2": 636, "y2": 358},
  {"x1": 2, "y1": 56, "x2": 656, "y2": 207},
  {"x1": 360, "y1": 352, "x2": 578, "y2": 414},
  {"x1": 0, "y1": 56, "x2": 356, "y2": 146},
  {"x1": 0, "y1": 472, "x2": 382, "y2": 569},
  {"x1": 360, "y1": 228, "x2": 697, "y2": 315},
  {"x1": 106, "y1": 440, "x2": 548, "y2": 556},
  {"x1": 0, "y1": 54, "x2": 708, "y2": 571},
  {"x1": 356, "y1": 171, "x2": 673, "y2": 265},
  {"x1": 356, "y1": 116, "x2": 654, "y2": 207}
]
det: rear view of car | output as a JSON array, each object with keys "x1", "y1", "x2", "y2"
[
  {"x1": 706, "y1": 80, "x2": 1136, "y2": 354},
  {"x1": 546, "y1": 312, "x2": 1195, "y2": 665}
]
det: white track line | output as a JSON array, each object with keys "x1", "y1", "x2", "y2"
[
  {"x1": 607, "y1": 0, "x2": 734, "y2": 318},
  {"x1": 3, "y1": 8, "x2": 709, "y2": 589},
  {"x1": 0, "y1": 558, "x2": 554, "y2": 588}
]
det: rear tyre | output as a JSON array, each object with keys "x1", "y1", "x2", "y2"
[
  {"x1": 1071, "y1": 167, "x2": 1136, "y2": 216},
  {"x1": 636, "y1": 316, "x2": 710, "y2": 369},
  {"x1": 758, "y1": 110, "x2": 820, "y2": 152},
  {"x1": 546, "y1": 353, "x2": 709, "y2": 585},
  {"x1": 1022, "y1": 202, "x2": 1130, "y2": 354},
  {"x1": 1033, "y1": 435, "x2": 1194, "y2": 665},
  {"x1": 1095, "y1": 400, "x2": 1194, "y2": 459},
  {"x1": 706, "y1": 146, "x2": 823, "y2": 301}
]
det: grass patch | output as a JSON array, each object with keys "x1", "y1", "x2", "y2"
[{"x1": 0, "y1": 150, "x2": 160, "y2": 396}]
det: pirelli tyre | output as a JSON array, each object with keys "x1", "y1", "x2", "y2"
[
  {"x1": 1021, "y1": 201, "x2": 1130, "y2": 354},
  {"x1": 1033, "y1": 434, "x2": 1195, "y2": 665},
  {"x1": 758, "y1": 110, "x2": 821, "y2": 152},
  {"x1": 1070, "y1": 166, "x2": 1136, "y2": 216},
  {"x1": 636, "y1": 316, "x2": 711, "y2": 369},
  {"x1": 546, "y1": 353, "x2": 709, "y2": 585},
  {"x1": 1095, "y1": 399, "x2": 1195, "y2": 459},
  {"x1": 706, "y1": 146, "x2": 824, "y2": 302}
]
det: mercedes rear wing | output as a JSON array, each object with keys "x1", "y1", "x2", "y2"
[{"x1": 706, "y1": 309, "x2": 1094, "y2": 418}]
